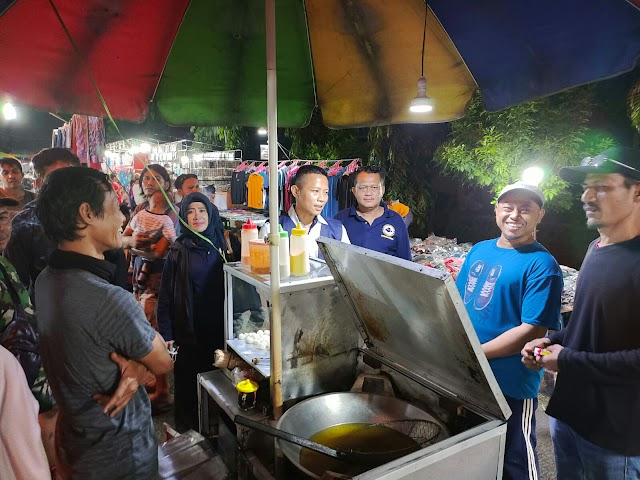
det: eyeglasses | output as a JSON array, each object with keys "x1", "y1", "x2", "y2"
[
  {"x1": 356, "y1": 184, "x2": 381, "y2": 192},
  {"x1": 580, "y1": 155, "x2": 640, "y2": 175}
]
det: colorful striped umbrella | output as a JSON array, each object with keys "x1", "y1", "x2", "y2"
[{"x1": 0, "y1": 0, "x2": 638, "y2": 127}]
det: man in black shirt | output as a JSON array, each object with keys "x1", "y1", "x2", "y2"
[{"x1": 522, "y1": 146, "x2": 640, "y2": 478}]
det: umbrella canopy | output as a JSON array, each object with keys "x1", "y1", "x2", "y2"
[{"x1": 0, "y1": 0, "x2": 639, "y2": 127}]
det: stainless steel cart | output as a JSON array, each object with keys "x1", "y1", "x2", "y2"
[{"x1": 199, "y1": 239, "x2": 511, "y2": 479}]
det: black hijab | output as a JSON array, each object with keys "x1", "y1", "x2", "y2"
[{"x1": 178, "y1": 192, "x2": 226, "y2": 251}]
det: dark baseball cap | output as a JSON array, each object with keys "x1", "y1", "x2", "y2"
[
  {"x1": 559, "y1": 147, "x2": 640, "y2": 184},
  {"x1": 0, "y1": 197, "x2": 19, "y2": 207}
]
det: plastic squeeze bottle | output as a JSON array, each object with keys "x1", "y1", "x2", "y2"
[
  {"x1": 241, "y1": 218, "x2": 258, "y2": 267},
  {"x1": 278, "y1": 225, "x2": 290, "y2": 279},
  {"x1": 290, "y1": 222, "x2": 310, "y2": 276}
]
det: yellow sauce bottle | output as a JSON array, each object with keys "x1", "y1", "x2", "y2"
[{"x1": 289, "y1": 222, "x2": 310, "y2": 276}]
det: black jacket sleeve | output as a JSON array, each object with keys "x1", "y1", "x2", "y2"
[
  {"x1": 157, "y1": 251, "x2": 176, "y2": 342},
  {"x1": 558, "y1": 347, "x2": 640, "y2": 385},
  {"x1": 5, "y1": 216, "x2": 33, "y2": 287}
]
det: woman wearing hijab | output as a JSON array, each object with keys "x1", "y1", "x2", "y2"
[{"x1": 157, "y1": 192, "x2": 226, "y2": 432}]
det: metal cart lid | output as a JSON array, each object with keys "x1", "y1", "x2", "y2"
[{"x1": 318, "y1": 238, "x2": 511, "y2": 421}]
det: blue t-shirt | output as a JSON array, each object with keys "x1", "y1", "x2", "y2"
[
  {"x1": 455, "y1": 239, "x2": 563, "y2": 399},
  {"x1": 334, "y1": 203, "x2": 412, "y2": 260}
]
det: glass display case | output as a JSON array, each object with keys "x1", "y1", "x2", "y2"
[{"x1": 223, "y1": 260, "x2": 361, "y2": 399}]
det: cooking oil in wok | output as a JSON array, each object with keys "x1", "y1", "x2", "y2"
[{"x1": 299, "y1": 422, "x2": 419, "y2": 477}]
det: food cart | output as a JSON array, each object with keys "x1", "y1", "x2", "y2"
[{"x1": 198, "y1": 238, "x2": 511, "y2": 479}]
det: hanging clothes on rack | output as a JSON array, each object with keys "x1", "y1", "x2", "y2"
[
  {"x1": 88, "y1": 116, "x2": 105, "y2": 169},
  {"x1": 231, "y1": 161, "x2": 249, "y2": 205},
  {"x1": 246, "y1": 163, "x2": 267, "y2": 210},
  {"x1": 321, "y1": 160, "x2": 345, "y2": 219},
  {"x1": 52, "y1": 115, "x2": 105, "y2": 170},
  {"x1": 336, "y1": 159, "x2": 360, "y2": 212}
]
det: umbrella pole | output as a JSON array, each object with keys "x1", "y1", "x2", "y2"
[{"x1": 266, "y1": 0, "x2": 283, "y2": 421}]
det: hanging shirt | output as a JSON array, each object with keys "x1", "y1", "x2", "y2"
[
  {"x1": 337, "y1": 174, "x2": 356, "y2": 211},
  {"x1": 231, "y1": 171, "x2": 247, "y2": 205},
  {"x1": 321, "y1": 169, "x2": 343, "y2": 219},
  {"x1": 334, "y1": 203, "x2": 412, "y2": 260},
  {"x1": 260, "y1": 206, "x2": 350, "y2": 259},
  {"x1": 246, "y1": 173, "x2": 264, "y2": 209}
]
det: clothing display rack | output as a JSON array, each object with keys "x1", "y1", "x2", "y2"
[
  {"x1": 51, "y1": 114, "x2": 105, "y2": 169},
  {"x1": 230, "y1": 158, "x2": 361, "y2": 218}
]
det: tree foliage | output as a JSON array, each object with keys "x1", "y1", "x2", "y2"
[
  {"x1": 284, "y1": 109, "x2": 370, "y2": 160},
  {"x1": 190, "y1": 126, "x2": 258, "y2": 158},
  {"x1": 434, "y1": 88, "x2": 614, "y2": 210},
  {"x1": 628, "y1": 78, "x2": 640, "y2": 135},
  {"x1": 369, "y1": 124, "x2": 449, "y2": 234}
]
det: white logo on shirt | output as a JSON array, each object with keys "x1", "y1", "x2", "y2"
[{"x1": 381, "y1": 224, "x2": 395, "y2": 239}]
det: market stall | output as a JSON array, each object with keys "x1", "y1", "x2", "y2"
[{"x1": 199, "y1": 239, "x2": 510, "y2": 479}]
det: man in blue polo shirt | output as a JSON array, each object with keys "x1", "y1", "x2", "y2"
[{"x1": 334, "y1": 166, "x2": 411, "y2": 260}]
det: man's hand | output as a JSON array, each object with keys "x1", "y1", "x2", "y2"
[
  {"x1": 132, "y1": 232, "x2": 151, "y2": 248},
  {"x1": 93, "y1": 352, "x2": 148, "y2": 417},
  {"x1": 521, "y1": 337, "x2": 552, "y2": 370},
  {"x1": 537, "y1": 344, "x2": 563, "y2": 373}
]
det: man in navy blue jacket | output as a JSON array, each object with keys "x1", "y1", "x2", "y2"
[{"x1": 260, "y1": 165, "x2": 349, "y2": 259}]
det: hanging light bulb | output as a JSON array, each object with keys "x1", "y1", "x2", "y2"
[
  {"x1": 257, "y1": 127, "x2": 267, "y2": 135},
  {"x1": 3, "y1": 102, "x2": 16, "y2": 120},
  {"x1": 410, "y1": 77, "x2": 433, "y2": 113},
  {"x1": 409, "y1": 1, "x2": 433, "y2": 113}
]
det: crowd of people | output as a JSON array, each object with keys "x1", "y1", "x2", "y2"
[
  {"x1": 0, "y1": 150, "x2": 228, "y2": 478},
  {"x1": 0, "y1": 145, "x2": 639, "y2": 479}
]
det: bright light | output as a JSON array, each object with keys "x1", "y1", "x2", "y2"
[
  {"x1": 180, "y1": 155, "x2": 189, "y2": 165},
  {"x1": 140, "y1": 142, "x2": 151, "y2": 153},
  {"x1": 409, "y1": 101, "x2": 433, "y2": 113},
  {"x1": 409, "y1": 77, "x2": 433, "y2": 114},
  {"x1": 3, "y1": 103, "x2": 16, "y2": 120},
  {"x1": 257, "y1": 127, "x2": 267, "y2": 135},
  {"x1": 522, "y1": 166, "x2": 545, "y2": 186}
]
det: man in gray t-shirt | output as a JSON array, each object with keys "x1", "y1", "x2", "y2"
[{"x1": 35, "y1": 167, "x2": 173, "y2": 478}]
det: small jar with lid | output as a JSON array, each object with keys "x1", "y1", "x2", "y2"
[{"x1": 236, "y1": 379, "x2": 259, "y2": 411}]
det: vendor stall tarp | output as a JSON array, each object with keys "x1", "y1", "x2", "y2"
[{"x1": 0, "y1": 0, "x2": 639, "y2": 127}]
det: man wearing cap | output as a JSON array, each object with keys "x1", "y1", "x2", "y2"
[
  {"x1": 335, "y1": 167, "x2": 411, "y2": 260},
  {"x1": 522, "y1": 146, "x2": 640, "y2": 478},
  {"x1": 456, "y1": 181, "x2": 563, "y2": 480}
]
